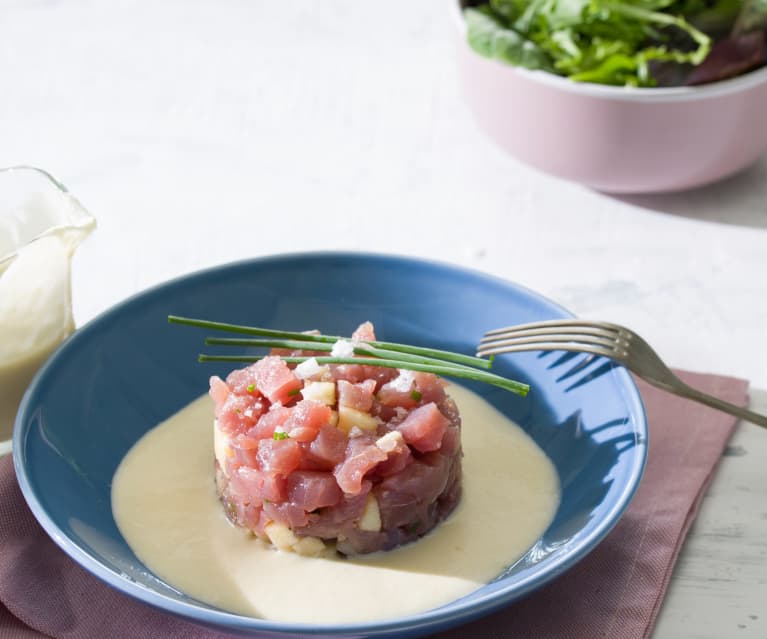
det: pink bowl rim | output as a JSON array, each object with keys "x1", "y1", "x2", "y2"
[{"x1": 452, "y1": 0, "x2": 767, "y2": 102}]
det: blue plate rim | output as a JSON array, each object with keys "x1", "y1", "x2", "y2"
[{"x1": 13, "y1": 250, "x2": 648, "y2": 636}]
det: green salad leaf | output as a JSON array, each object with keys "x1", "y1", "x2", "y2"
[
  {"x1": 465, "y1": 8, "x2": 556, "y2": 70},
  {"x1": 466, "y1": 0, "x2": 717, "y2": 86}
]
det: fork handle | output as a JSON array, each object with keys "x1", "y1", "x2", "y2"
[{"x1": 655, "y1": 379, "x2": 767, "y2": 429}]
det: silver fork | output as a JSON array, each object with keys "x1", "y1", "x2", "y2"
[{"x1": 477, "y1": 319, "x2": 767, "y2": 429}]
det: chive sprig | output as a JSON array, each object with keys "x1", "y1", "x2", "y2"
[
  {"x1": 169, "y1": 315, "x2": 489, "y2": 369},
  {"x1": 169, "y1": 315, "x2": 529, "y2": 396}
]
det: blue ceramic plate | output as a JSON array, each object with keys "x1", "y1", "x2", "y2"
[{"x1": 14, "y1": 253, "x2": 647, "y2": 638}]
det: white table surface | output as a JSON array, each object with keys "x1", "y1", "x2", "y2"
[{"x1": 1, "y1": 1, "x2": 766, "y2": 636}]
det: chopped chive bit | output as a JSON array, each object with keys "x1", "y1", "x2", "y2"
[
  {"x1": 273, "y1": 431, "x2": 289, "y2": 440},
  {"x1": 288, "y1": 388, "x2": 301, "y2": 397},
  {"x1": 410, "y1": 389, "x2": 422, "y2": 401},
  {"x1": 246, "y1": 384, "x2": 256, "y2": 393}
]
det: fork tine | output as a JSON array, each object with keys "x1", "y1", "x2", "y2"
[
  {"x1": 479, "y1": 325, "x2": 621, "y2": 347},
  {"x1": 477, "y1": 318, "x2": 626, "y2": 358},
  {"x1": 476, "y1": 341, "x2": 617, "y2": 359},
  {"x1": 479, "y1": 333, "x2": 619, "y2": 350},
  {"x1": 482, "y1": 319, "x2": 624, "y2": 338}
]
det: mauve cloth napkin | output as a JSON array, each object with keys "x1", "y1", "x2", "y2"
[{"x1": 0, "y1": 371, "x2": 749, "y2": 639}]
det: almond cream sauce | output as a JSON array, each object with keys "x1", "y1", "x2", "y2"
[
  {"x1": 112, "y1": 384, "x2": 559, "y2": 624},
  {"x1": 0, "y1": 235, "x2": 75, "y2": 441}
]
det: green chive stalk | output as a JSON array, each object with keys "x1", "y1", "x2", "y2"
[{"x1": 168, "y1": 315, "x2": 491, "y2": 370}]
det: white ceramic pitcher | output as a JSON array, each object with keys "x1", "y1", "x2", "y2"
[{"x1": 0, "y1": 167, "x2": 96, "y2": 446}]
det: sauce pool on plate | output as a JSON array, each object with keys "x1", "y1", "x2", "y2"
[{"x1": 112, "y1": 384, "x2": 559, "y2": 624}]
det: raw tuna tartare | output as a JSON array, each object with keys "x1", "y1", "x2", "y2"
[{"x1": 209, "y1": 322, "x2": 463, "y2": 556}]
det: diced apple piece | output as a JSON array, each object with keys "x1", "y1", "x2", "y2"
[
  {"x1": 375, "y1": 430, "x2": 404, "y2": 453},
  {"x1": 214, "y1": 422, "x2": 232, "y2": 473},
  {"x1": 294, "y1": 357, "x2": 329, "y2": 380},
  {"x1": 301, "y1": 381, "x2": 336, "y2": 405},
  {"x1": 337, "y1": 405, "x2": 379, "y2": 434},
  {"x1": 293, "y1": 536, "x2": 326, "y2": 557},
  {"x1": 358, "y1": 494, "x2": 381, "y2": 532},
  {"x1": 264, "y1": 522, "x2": 299, "y2": 551}
]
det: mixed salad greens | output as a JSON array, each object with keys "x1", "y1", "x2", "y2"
[{"x1": 465, "y1": 0, "x2": 767, "y2": 86}]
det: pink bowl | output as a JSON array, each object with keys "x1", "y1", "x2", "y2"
[{"x1": 454, "y1": 3, "x2": 767, "y2": 193}]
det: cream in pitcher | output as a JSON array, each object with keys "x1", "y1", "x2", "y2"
[{"x1": 0, "y1": 167, "x2": 95, "y2": 443}]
